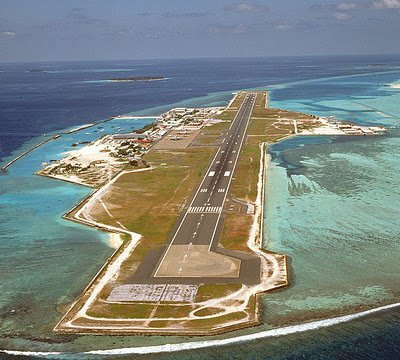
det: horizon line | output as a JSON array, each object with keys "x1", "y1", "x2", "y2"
[{"x1": 1, "y1": 52, "x2": 400, "y2": 65}]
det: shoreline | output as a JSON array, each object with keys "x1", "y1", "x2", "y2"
[
  {"x1": 52, "y1": 91, "x2": 290, "y2": 336},
  {"x1": 0, "y1": 134, "x2": 60, "y2": 171},
  {"x1": 0, "y1": 88, "x2": 400, "y2": 355},
  {"x1": 0, "y1": 115, "x2": 157, "y2": 172},
  {"x1": 3, "y1": 301, "x2": 400, "y2": 356},
  {"x1": 48, "y1": 91, "x2": 389, "y2": 336}
]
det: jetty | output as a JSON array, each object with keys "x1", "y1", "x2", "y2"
[{"x1": 1, "y1": 135, "x2": 60, "y2": 171}]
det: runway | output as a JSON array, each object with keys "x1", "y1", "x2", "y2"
[{"x1": 153, "y1": 92, "x2": 257, "y2": 278}]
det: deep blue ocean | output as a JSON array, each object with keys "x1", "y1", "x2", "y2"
[{"x1": 1, "y1": 55, "x2": 400, "y2": 359}]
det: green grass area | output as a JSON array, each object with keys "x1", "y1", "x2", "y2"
[
  {"x1": 216, "y1": 110, "x2": 237, "y2": 121},
  {"x1": 147, "y1": 320, "x2": 172, "y2": 328},
  {"x1": 154, "y1": 305, "x2": 194, "y2": 318},
  {"x1": 87, "y1": 302, "x2": 155, "y2": 319},
  {"x1": 218, "y1": 91, "x2": 317, "y2": 251},
  {"x1": 196, "y1": 284, "x2": 242, "y2": 302},
  {"x1": 62, "y1": 91, "x2": 315, "y2": 333},
  {"x1": 193, "y1": 307, "x2": 225, "y2": 317},
  {"x1": 219, "y1": 213, "x2": 254, "y2": 252},
  {"x1": 206, "y1": 121, "x2": 230, "y2": 131},
  {"x1": 85, "y1": 147, "x2": 216, "y2": 283},
  {"x1": 215, "y1": 92, "x2": 246, "y2": 121},
  {"x1": 184, "y1": 311, "x2": 248, "y2": 329},
  {"x1": 195, "y1": 136, "x2": 219, "y2": 145}
]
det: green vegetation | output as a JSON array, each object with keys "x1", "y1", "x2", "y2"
[
  {"x1": 184, "y1": 311, "x2": 248, "y2": 329},
  {"x1": 193, "y1": 307, "x2": 225, "y2": 317},
  {"x1": 154, "y1": 305, "x2": 194, "y2": 318},
  {"x1": 88, "y1": 148, "x2": 215, "y2": 271},
  {"x1": 87, "y1": 303, "x2": 155, "y2": 319},
  {"x1": 61, "y1": 91, "x2": 315, "y2": 334},
  {"x1": 218, "y1": 91, "x2": 315, "y2": 250},
  {"x1": 196, "y1": 284, "x2": 242, "y2": 302}
]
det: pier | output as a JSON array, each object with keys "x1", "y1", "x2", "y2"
[
  {"x1": 1, "y1": 134, "x2": 60, "y2": 171},
  {"x1": 0, "y1": 115, "x2": 145, "y2": 171}
]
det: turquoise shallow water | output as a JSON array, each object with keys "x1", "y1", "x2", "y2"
[
  {"x1": 0, "y1": 117, "x2": 154, "y2": 344},
  {"x1": 263, "y1": 72, "x2": 400, "y2": 325},
  {"x1": 1, "y1": 66, "x2": 400, "y2": 357}
]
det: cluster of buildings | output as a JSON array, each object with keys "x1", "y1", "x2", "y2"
[
  {"x1": 111, "y1": 106, "x2": 223, "y2": 150},
  {"x1": 159, "y1": 107, "x2": 223, "y2": 129},
  {"x1": 300, "y1": 116, "x2": 386, "y2": 136},
  {"x1": 324, "y1": 117, "x2": 386, "y2": 135},
  {"x1": 39, "y1": 106, "x2": 224, "y2": 186}
]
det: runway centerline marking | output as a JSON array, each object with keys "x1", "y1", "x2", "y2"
[{"x1": 154, "y1": 93, "x2": 256, "y2": 276}]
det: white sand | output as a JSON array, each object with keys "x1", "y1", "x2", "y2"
[
  {"x1": 109, "y1": 233, "x2": 123, "y2": 249},
  {"x1": 63, "y1": 139, "x2": 121, "y2": 167},
  {"x1": 300, "y1": 126, "x2": 346, "y2": 135}
]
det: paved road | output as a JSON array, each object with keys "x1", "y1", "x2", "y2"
[{"x1": 153, "y1": 93, "x2": 257, "y2": 277}]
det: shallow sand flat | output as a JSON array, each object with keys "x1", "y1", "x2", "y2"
[{"x1": 155, "y1": 245, "x2": 241, "y2": 278}]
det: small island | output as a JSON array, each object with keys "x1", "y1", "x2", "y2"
[{"x1": 41, "y1": 91, "x2": 385, "y2": 336}]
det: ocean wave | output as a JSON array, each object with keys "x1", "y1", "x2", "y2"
[{"x1": 2, "y1": 302, "x2": 400, "y2": 358}]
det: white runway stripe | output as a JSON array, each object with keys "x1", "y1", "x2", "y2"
[{"x1": 188, "y1": 206, "x2": 222, "y2": 213}]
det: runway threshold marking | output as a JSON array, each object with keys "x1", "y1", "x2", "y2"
[{"x1": 188, "y1": 206, "x2": 222, "y2": 213}]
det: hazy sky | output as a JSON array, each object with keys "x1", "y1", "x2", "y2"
[{"x1": 1, "y1": 0, "x2": 399, "y2": 61}]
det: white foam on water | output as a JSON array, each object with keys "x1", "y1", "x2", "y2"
[
  {"x1": 87, "y1": 302, "x2": 400, "y2": 355},
  {"x1": 2, "y1": 302, "x2": 399, "y2": 357},
  {"x1": 1, "y1": 350, "x2": 62, "y2": 357}
]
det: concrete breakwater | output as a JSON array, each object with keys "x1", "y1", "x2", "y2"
[
  {"x1": 1, "y1": 134, "x2": 60, "y2": 171},
  {"x1": 1, "y1": 118, "x2": 122, "y2": 171}
]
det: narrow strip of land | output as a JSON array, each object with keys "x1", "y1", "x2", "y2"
[{"x1": 154, "y1": 93, "x2": 257, "y2": 278}]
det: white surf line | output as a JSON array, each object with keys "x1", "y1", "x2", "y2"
[
  {"x1": 3, "y1": 302, "x2": 400, "y2": 358},
  {"x1": 84, "y1": 302, "x2": 400, "y2": 355},
  {"x1": 0, "y1": 350, "x2": 63, "y2": 357}
]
